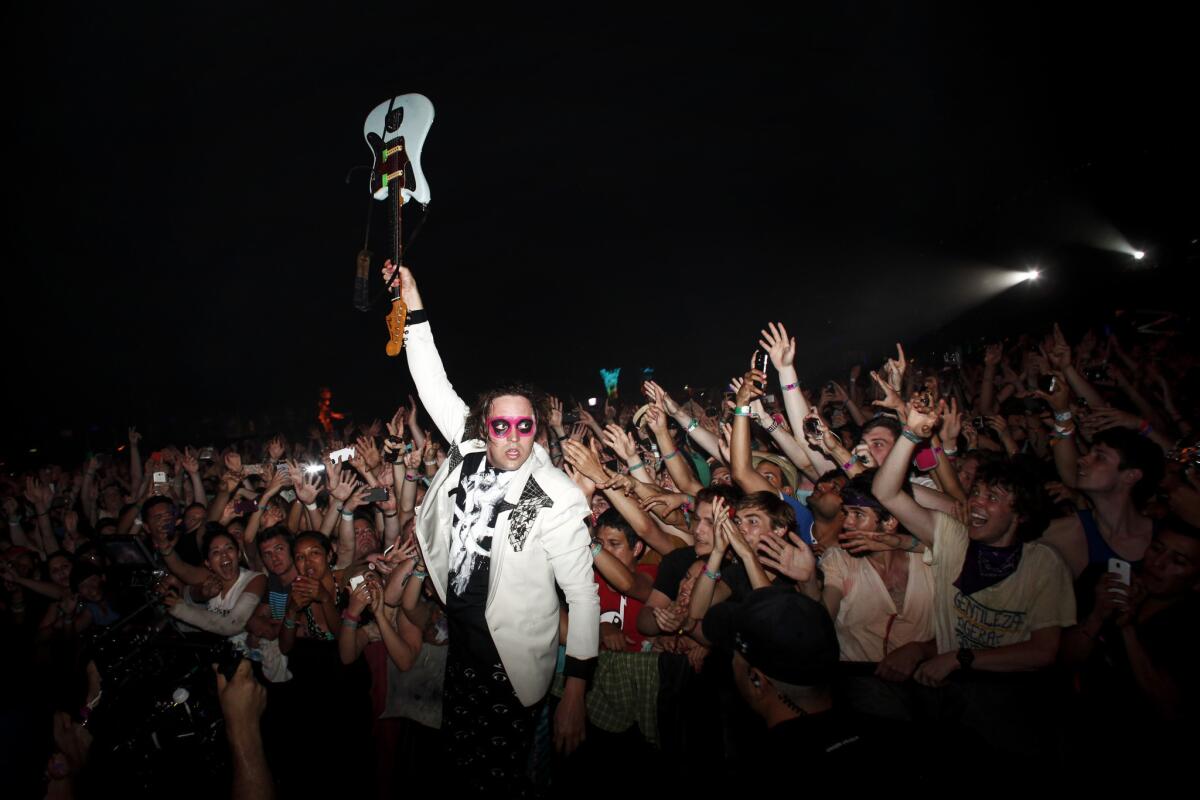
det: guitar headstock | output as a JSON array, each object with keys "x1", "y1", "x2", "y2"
[{"x1": 385, "y1": 297, "x2": 408, "y2": 357}]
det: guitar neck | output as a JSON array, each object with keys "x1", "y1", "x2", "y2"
[{"x1": 391, "y1": 189, "x2": 404, "y2": 301}]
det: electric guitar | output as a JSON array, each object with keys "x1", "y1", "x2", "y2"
[{"x1": 364, "y1": 93, "x2": 434, "y2": 355}]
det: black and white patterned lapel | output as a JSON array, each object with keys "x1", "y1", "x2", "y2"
[{"x1": 497, "y1": 476, "x2": 554, "y2": 552}]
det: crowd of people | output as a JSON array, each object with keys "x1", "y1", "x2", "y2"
[{"x1": 3, "y1": 298, "x2": 1198, "y2": 796}]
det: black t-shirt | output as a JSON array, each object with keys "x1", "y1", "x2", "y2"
[
  {"x1": 444, "y1": 452, "x2": 504, "y2": 668},
  {"x1": 653, "y1": 547, "x2": 701, "y2": 601},
  {"x1": 763, "y1": 710, "x2": 884, "y2": 774},
  {"x1": 717, "y1": 560, "x2": 756, "y2": 602}
]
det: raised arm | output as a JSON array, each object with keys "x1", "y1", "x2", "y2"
[
  {"x1": 729, "y1": 367, "x2": 778, "y2": 495},
  {"x1": 872, "y1": 403, "x2": 941, "y2": 545},
  {"x1": 385, "y1": 262, "x2": 469, "y2": 444},
  {"x1": 759, "y1": 323, "x2": 838, "y2": 475}
]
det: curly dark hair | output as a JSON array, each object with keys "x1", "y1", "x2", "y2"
[{"x1": 464, "y1": 382, "x2": 549, "y2": 441}]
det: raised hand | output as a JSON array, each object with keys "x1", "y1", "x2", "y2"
[
  {"x1": 758, "y1": 321, "x2": 796, "y2": 370},
  {"x1": 602, "y1": 424, "x2": 639, "y2": 461},
  {"x1": 563, "y1": 462, "x2": 597, "y2": 499},
  {"x1": 884, "y1": 343, "x2": 907, "y2": 391},
  {"x1": 941, "y1": 397, "x2": 963, "y2": 445},
  {"x1": 1044, "y1": 323, "x2": 1072, "y2": 371},
  {"x1": 128, "y1": 426, "x2": 142, "y2": 447},
  {"x1": 641, "y1": 492, "x2": 689, "y2": 517},
  {"x1": 1087, "y1": 406, "x2": 1142, "y2": 433},
  {"x1": 547, "y1": 396, "x2": 565, "y2": 433},
  {"x1": 756, "y1": 531, "x2": 815, "y2": 582},
  {"x1": 735, "y1": 368, "x2": 766, "y2": 407},
  {"x1": 24, "y1": 477, "x2": 53, "y2": 512},
  {"x1": 642, "y1": 380, "x2": 678, "y2": 414},
  {"x1": 329, "y1": 466, "x2": 358, "y2": 502},
  {"x1": 870, "y1": 370, "x2": 906, "y2": 416},
  {"x1": 356, "y1": 436, "x2": 382, "y2": 470},
  {"x1": 905, "y1": 399, "x2": 944, "y2": 439},
  {"x1": 561, "y1": 439, "x2": 610, "y2": 486},
  {"x1": 381, "y1": 259, "x2": 424, "y2": 309},
  {"x1": 983, "y1": 342, "x2": 1003, "y2": 368}
]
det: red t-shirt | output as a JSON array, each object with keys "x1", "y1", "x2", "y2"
[{"x1": 596, "y1": 563, "x2": 659, "y2": 652}]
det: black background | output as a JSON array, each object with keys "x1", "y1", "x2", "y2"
[{"x1": 5, "y1": 5, "x2": 1197, "y2": 459}]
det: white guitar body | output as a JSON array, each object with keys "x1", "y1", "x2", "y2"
[{"x1": 363, "y1": 93, "x2": 434, "y2": 205}]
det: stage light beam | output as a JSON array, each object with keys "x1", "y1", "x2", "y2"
[
  {"x1": 1025, "y1": 269, "x2": 1041, "y2": 281},
  {"x1": 1133, "y1": 250, "x2": 1145, "y2": 261}
]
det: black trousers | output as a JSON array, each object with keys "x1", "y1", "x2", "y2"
[{"x1": 442, "y1": 648, "x2": 540, "y2": 795}]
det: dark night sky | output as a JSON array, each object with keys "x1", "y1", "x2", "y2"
[{"x1": 5, "y1": 5, "x2": 1197, "y2": 454}]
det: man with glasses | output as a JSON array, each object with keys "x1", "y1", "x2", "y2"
[{"x1": 384, "y1": 262, "x2": 598, "y2": 793}]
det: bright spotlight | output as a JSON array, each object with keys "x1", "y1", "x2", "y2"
[
  {"x1": 1133, "y1": 250, "x2": 1145, "y2": 261},
  {"x1": 1025, "y1": 269, "x2": 1041, "y2": 281}
]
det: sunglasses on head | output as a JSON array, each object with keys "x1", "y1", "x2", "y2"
[{"x1": 487, "y1": 416, "x2": 536, "y2": 438}]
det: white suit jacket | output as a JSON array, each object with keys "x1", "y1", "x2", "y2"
[{"x1": 405, "y1": 320, "x2": 599, "y2": 706}]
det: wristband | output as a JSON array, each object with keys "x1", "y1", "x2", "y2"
[
  {"x1": 901, "y1": 429, "x2": 923, "y2": 444},
  {"x1": 942, "y1": 447, "x2": 958, "y2": 457},
  {"x1": 732, "y1": 405, "x2": 753, "y2": 417},
  {"x1": 405, "y1": 308, "x2": 428, "y2": 326},
  {"x1": 423, "y1": 460, "x2": 438, "y2": 466},
  {"x1": 283, "y1": 617, "x2": 296, "y2": 630},
  {"x1": 764, "y1": 419, "x2": 781, "y2": 434},
  {"x1": 628, "y1": 461, "x2": 645, "y2": 472},
  {"x1": 342, "y1": 609, "x2": 361, "y2": 624},
  {"x1": 159, "y1": 547, "x2": 175, "y2": 558},
  {"x1": 257, "y1": 504, "x2": 271, "y2": 514},
  {"x1": 404, "y1": 472, "x2": 418, "y2": 481},
  {"x1": 340, "y1": 510, "x2": 355, "y2": 520},
  {"x1": 304, "y1": 501, "x2": 318, "y2": 511},
  {"x1": 384, "y1": 511, "x2": 398, "y2": 518},
  {"x1": 842, "y1": 459, "x2": 855, "y2": 471},
  {"x1": 905, "y1": 534, "x2": 920, "y2": 552},
  {"x1": 662, "y1": 449, "x2": 679, "y2": 461},
  {"x1": 686, "y1": 418, "x2": 700, "y2": 432},
  {"x1": 1137, "y1": 420, "x2": 1152, "y2": 437},
  {"x1": 704, "y1": 568, "x2": 722, "y2": 581},
  {"x1": 591, "y1": 541, "x2": 603, "y2": 558},
  {"x1": 1053, "y1": 410, "x2": 1073, "y2": 423},
  {"x1": 782, "y1": 381, "x2": 800, "y2": 392},
  {"x1": 411, "y1": 569, "x2": 428, "y2": 580}
]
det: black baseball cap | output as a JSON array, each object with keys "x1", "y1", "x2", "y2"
[{"x1": 702, "y1": 585, "x2": 839, "y2": 686}]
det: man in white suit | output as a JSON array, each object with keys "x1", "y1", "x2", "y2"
[{"x1": 384, "y1": 262, "x2": 598, "y2": 793}]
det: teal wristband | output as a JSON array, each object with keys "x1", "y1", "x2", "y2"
[
  {"x1": 704, "y1": 568, "x2": 722, "y2": 581},
  {"x1": 662, "y1": 450, "x2": 679, "y2": 461},
  {"x1": 732, "y1": 405, "x2": 753, "y2": 417},
  {"x1": 687, "y1": 418, "x2": 700, "y2": 432},
  {"x1": 628, "y1": 461, "x2": 645, "y2": 472},
  {"x1": 901, "y1": 429, "x2": 923, "y2": 444},
  {"x1": 591, "y1": 541, "x2": 603, "y2": 558}
]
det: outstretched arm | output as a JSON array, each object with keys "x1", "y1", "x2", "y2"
[{"x1": 385, "y1": 263, "x2": 469, "y2": 444}]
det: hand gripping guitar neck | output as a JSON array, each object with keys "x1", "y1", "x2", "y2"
[{"x1": 364, "y1": 93, "x2": 433, "y2": 356}]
